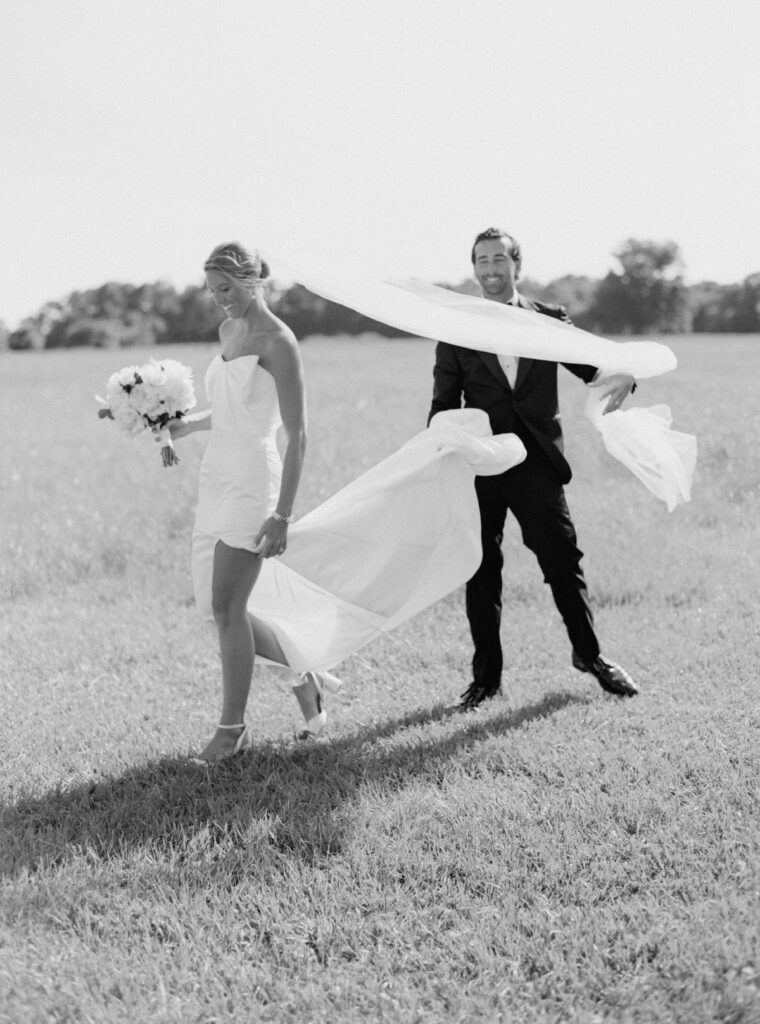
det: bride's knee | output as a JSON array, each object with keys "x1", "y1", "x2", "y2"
[{"x1": 211, "y1": 593, "x2": 247, "y2": 630}]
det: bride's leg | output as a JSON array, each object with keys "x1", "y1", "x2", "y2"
[
  {"x1": 248, "y1": 614, "x2": 289, "y2": 665},
  {"x1": 248, "y1": 614, "x2": 322, "y2": 723},
  {"x1": 197, "y1": 541, "x2": 262, "y2": 761}
]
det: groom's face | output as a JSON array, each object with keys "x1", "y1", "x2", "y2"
[{"x1": 473, "y1": 238, "x2": 519, "y2": 302}]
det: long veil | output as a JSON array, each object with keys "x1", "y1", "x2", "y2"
[{"x1": 264, "y1": 251, "x2": 697, "y2": 510}]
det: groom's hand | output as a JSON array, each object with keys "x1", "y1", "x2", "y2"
[{"x1": 590, "y1": 373, "x2": 636, "y2": 414}]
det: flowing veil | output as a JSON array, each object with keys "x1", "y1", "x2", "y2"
[{"x1": 263, "y1": 250, "x2": 697, "y2": 510}]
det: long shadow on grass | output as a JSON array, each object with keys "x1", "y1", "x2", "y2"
[{"x1": 1, "y1": 690, "x2": 588, "y2": 876}]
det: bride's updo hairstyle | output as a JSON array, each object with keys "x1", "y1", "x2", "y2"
[{"x1": 203, "y1": 242, "x2": 270, "y2": 285}]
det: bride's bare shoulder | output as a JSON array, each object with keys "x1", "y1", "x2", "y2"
[
  {"x1": 268, "y1": 306, "x2": 296, "y2": 335},
  {"x1": 261, "y1": 312, "x2": 298, "y2": 349},
  {"x1": 258, "y1": 315, "x2": 301, "y2": 375}
]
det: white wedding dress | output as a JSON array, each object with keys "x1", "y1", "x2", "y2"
[
  {"x1": 191, "y1": 354, "x2": 526, "y2": 673},
  {"x1": 191, "y1": 353, "x2": 282, "y2": 612}
]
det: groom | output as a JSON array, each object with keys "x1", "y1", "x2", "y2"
[{"x1": 429, "y1": 227, "x2": 639, "y2": 709}]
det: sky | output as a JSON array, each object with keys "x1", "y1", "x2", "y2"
[{"x1": 1, "y1": 0, "x2": 758, "y2": 328}]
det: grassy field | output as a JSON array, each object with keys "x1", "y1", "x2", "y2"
[{"x1": 1, "y1": 334, "x2": 759, "y2": 1024}]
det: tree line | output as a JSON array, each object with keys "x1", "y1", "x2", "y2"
[{"x1": 3, "y1": 239, "x2": 758, "y2": 351}]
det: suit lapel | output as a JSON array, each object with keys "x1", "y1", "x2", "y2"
[
  {"x1": 479, "y1": 351, "x2": 510, "y2": 388},
  {"x1": 512, "y1": 296, "x2": 535, "y2": 392},
  {"x1": 476, "y1": 295, "x2": 538, "y2": 392}
]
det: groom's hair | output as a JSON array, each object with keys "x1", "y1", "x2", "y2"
[{"x1": 471, "y1": 227, "x2": 522, "y2": 275}]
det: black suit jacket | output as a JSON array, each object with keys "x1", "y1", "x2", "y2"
[{"x1": 428, "y1": 295, "x2": 597, "y2": 484}]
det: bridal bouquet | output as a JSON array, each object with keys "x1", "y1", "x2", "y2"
[{"x1": 97, "y1": 358, "x2": 196, "y2": 467}]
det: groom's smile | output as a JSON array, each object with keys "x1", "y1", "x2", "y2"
[{"x1": 473, "y1": 236, "x2": 520, "y2": 303}]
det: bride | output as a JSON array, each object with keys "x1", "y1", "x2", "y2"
[
  {"x1": 169, "y1": 242, "x2": 528, "y2": 764},
  {"x1": 169, "y1": 243, "x2": 341, "y2": 763}
]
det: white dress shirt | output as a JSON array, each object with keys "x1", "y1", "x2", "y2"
[{"x1": 497, "y1": 292, "x2": 520, "y2": 388}]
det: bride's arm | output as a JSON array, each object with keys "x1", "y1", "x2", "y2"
[
  {"x1": 169, "y1": 408, "x2": 212, "y2": 439},
  {"x1": 255, "y1": 333, "x2": 306, "y2": 557}
]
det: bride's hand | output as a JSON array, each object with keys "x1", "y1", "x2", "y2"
[
  {"x1": 252, "y1": 518, "x2": 288, "y2": 558},
  {"x1": 167, "y1": 417, "x2": 192, "y2": 440}
]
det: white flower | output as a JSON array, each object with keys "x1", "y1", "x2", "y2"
[
  {"x1": 100, "y1": 359, "x2": 197, "y2": 441},
  {"x1": 152, "y1": 360, "x2": 197, "y2": 416}
]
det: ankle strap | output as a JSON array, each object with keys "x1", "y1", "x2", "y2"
[{"x1": 218, "y1": 723, "x2": 245, "y2": 730}]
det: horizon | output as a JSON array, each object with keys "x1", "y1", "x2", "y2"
[{"x1": 2, "y1": 244, "x2": 753, "y2": 334}]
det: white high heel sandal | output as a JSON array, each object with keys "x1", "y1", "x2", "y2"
[
  {"x1": 296, "y1": 670, "x2": 343, "y2": 740},
  {"x1": 190, "y1": 723, "x2": 250, "y2": 765}
]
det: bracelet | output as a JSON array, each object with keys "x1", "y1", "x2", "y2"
[{"x1": 272, "y1": 511, "x2": 292, "y2": 524}]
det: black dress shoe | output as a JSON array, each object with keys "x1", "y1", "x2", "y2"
[
  {"x1": 572, "y1": 652, "x2": 639, "y2": 697},
  {"x1": 458, "y1": 681, "x2": 501, "y2": 711}
]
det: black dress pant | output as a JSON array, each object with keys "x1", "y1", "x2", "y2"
[{"x1": 465, "y1": 455, "x2": 599, "y2": 689}]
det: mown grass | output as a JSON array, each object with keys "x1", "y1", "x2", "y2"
[{"x1": 1, "y1": 335, "x2": 759, "y2": 1024}]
